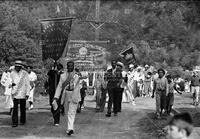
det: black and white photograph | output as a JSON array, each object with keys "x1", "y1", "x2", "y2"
[{"x1": 0, "y1": 0, "x2": 200, "y2": 139}]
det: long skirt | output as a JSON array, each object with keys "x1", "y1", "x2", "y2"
[
  {"x1": 122, "y1": 86, "x2": 134, "y2": 103},
  {"x1": 129, "y1": 81, "x2": 139, "y2": 98},
  {"x1": 28, "y1": 87, "x2": 35, "y2": 102},
  {"x1": 5, "y1": 95, "x2": 13, "y2": 109}
]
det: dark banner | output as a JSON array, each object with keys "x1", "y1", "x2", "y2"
[
  {"x1": 40, "y1": 17, "x2": 73, "y2": 61},
  {"x1": 120, "y1": 47, "x2": 136, "y2": 64}
]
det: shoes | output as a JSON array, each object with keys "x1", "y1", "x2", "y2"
[
  {"x1": 105, "y1": 113, "x2": 111, "y2": 117},
  {"x1": 77, "y1": 109, "x2": 81, "y2": 113},
  {"x1": 54, "y1": 124, "x2": 59, "y2": 127},
  {"x1": 28, "y1": 105, "x2": 33, "y2": 110},
  {"x1": 114, "y1": 113, "x2": 117, "y2": 116},
  {"x1": 20, "y1": 123, "x2": 25, "y2": 125},
  {"x1": 12, "y1": 124, "x2": 18, "y2": 127},
  {"x1": 66, "y1": 130, "x2": 74, "y2": 136},
  {"x1": 132, "y1": 101, "x2": 136, "y2": 105}
]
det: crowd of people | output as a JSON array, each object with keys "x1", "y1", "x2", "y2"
[{"x1": 0, "y1": 59, "x2": 198, "y2": 138}]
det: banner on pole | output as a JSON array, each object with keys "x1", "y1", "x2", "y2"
[
  {"x1": 119, "y1": 46, "x2": 136, "y2": 64},
  {"x1": 40, "y1": 17, "x2": 73, "y2": 61}
]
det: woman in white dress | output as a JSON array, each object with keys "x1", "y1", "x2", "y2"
[
  {"x1": 0, "y1": 66, "x2": 14, "y2": 115},
  {"x1": 122, "y1": 66, "x2": 135, "y2": 105}
]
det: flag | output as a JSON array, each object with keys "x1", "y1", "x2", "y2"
[
  {"x1": 40, "y1": 17, "x2": 73, "y2": 61},
  {"x1": 119, "y1": 47, "x2": 136, "y2": 64}
]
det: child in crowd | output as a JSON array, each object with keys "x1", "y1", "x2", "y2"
[
  {"x1": 77, "y1": 80, "x2": 87, "y2": 113},
  {"x1": 166, "y1": 112, "x2": 193, "y2": 139},
  {"x1": 166, "y1": 74, "x2": 182, "y2": 115}
]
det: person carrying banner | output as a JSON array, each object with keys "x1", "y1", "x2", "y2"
[
  {"x1": 47, "y1": 63, "x2": 63, "y2": 126},
  {"x1": 53, "y1": 61, "x2": 81, "y2": 136},
  {"x1": 116, "y1": 62, "x2": 127, "y2": 112},
  {"x1": 10, "y1": 60, "x2": 30, "y2": 127},
  {"x1": 27, "y1": 66, "x2": 37, "y2": 110}
]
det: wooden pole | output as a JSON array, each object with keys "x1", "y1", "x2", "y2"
[{"x1": 95, "y1": 0, "x2": 100, "y2": 41}]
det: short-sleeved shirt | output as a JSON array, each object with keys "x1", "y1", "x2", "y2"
[
  {"x1": 154, "y1": 77, "x2": 168, "y2": 92},
  {"x1": 191, "y1": 76, "x2": 200, "y2": 87}
]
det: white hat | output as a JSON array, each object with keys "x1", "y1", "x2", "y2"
[
  {"x1": 145, "y1": 65, "x2": 149, "y2": 68},
  {"x1": 137, "y1": 66, "x2": 142, "y2": 70},
  {"x1": 117, "y1": 62, "x2": 124, "y2": 67},
  {"x1": 15, "y1": 60, "x2": 24, "y2": 67},
  {"x1": 129, "y1": 64, "x2": 134, "y2": 68}
]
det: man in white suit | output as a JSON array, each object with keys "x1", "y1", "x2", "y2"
[{"x1": 53, "y1": 61, "x2": 81, "y2": 136}]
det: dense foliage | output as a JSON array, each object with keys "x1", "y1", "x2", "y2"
[{"x1": 1, "y1": 1, "x2": 200, "y2": 93}]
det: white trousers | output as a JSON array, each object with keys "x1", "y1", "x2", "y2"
[
  {"x1": 64, "y1": 91, "x2": 78, "y2": 131},
  {"x1": 28, "y1": 87, "x2": 35, "y2": 103},
  {"x1": 67, "y1": 102, "x2": 78, "y2": 130}
]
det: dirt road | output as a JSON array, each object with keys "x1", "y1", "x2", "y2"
[{"x1": 0, "y1": 93, "x2": 199, "y2": 139}]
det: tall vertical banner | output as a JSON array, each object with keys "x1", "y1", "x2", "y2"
[
  {"x1": 40, "y1": 17, "x2": 73, "y2": 61},
  {"x1": 119, "y1": 46, "x2": 136, "y2": 64}
]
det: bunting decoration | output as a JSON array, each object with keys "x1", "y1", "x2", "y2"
[
  {"x1": 40, "y1": 17, "x2": 73, "y2": 61},
  {"x1": 119, "y1": 46, "x2": 136, "y2": 64}
]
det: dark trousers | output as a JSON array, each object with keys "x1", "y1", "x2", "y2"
[
  {"x1": 50, "y1": 99, "x2": 61, "y2": 124},
  {"x1": 12, "y1": 98, "x2": 26, "y2": 125},
  {"x1": 118, "y1": 88, "x2": 124, "y2": 112},
  {"x1": 77, "y1": 95, "x2": 85, "y2": 112},
  {"x1": 49, "y1": 91, "x2": 61, "y2": 124},
  {"x1": 100, "y1": 88, "x2": 107, "y2": 111},
  {"x1": 107, "y1": 88, "x2": 121, "y2": 114}
]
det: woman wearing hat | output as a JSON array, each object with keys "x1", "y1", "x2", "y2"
[
  {"x1": 10, "y1": 60, "x2": 30, "y2": 127},
  {"x1": 26, "y1": 65, "x2": 37, "y2": 110}
]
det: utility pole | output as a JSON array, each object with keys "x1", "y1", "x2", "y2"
[{"x1": 95, "y1": 0, "x2": 100, "y2": 41}]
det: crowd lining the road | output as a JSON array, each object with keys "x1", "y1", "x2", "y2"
[{"x1": 0, "y1": 60, "x2": 197, "y2": 138}]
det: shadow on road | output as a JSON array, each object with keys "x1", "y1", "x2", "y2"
[{"x1": 175, "y1": 107, "x2": 200, "y2": 127}]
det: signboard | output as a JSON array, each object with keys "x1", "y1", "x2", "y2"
[
  {"x1": 65, "y1": 42, "x2": 107, "y2": 71},
  {"x1": 40, "y1": 17, "x2": 73, "y2": 61}
]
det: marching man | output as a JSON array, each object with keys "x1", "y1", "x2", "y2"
[
  {"x1": 27, "y1": 66, "x2": 37, "y2": 110},
  {"x1": 10, "y1": 60, "x2": 30, "y2": 127},
  {"x1": 53, "y1": 61, "x2": 85, "y2": 136}
]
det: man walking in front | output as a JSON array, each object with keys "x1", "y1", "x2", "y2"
[
  {"x1": 53, "y1": 61, "x2": 81, "y2": 136},
  {"x1": 152, "y1": 68, "x2": 168, "y2": 118},
  {"x1": 11, "y1": 60, "x2": 30, "y2": 127}
]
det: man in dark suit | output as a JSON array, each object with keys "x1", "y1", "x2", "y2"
[
  {"x1": 105, "y1": 60, "x2": 123, "y2": 117},
  {"x1": 47, "y1": 63, "x2": 63, "y2": 126}
]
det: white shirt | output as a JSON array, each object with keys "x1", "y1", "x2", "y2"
[
  {"x1": 28, "y1": 71, "x2": 37, "y2": 82},
  {"x1": 1, "y1": 72, "x2": 12, "y2": 95},
  {"x1": 10, "y1": 70, "x2": 30, "y2": 99},
  {"x1": 133, "y1": 71, "x2": 144, "y2": 82}
]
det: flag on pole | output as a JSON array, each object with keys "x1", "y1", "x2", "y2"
[
  {"x1": 119, "y1": 46, "x2": 136, "y2": 64},
  {"x1": 40, "y1": 17, "x2": 73, "y2": 61}
]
